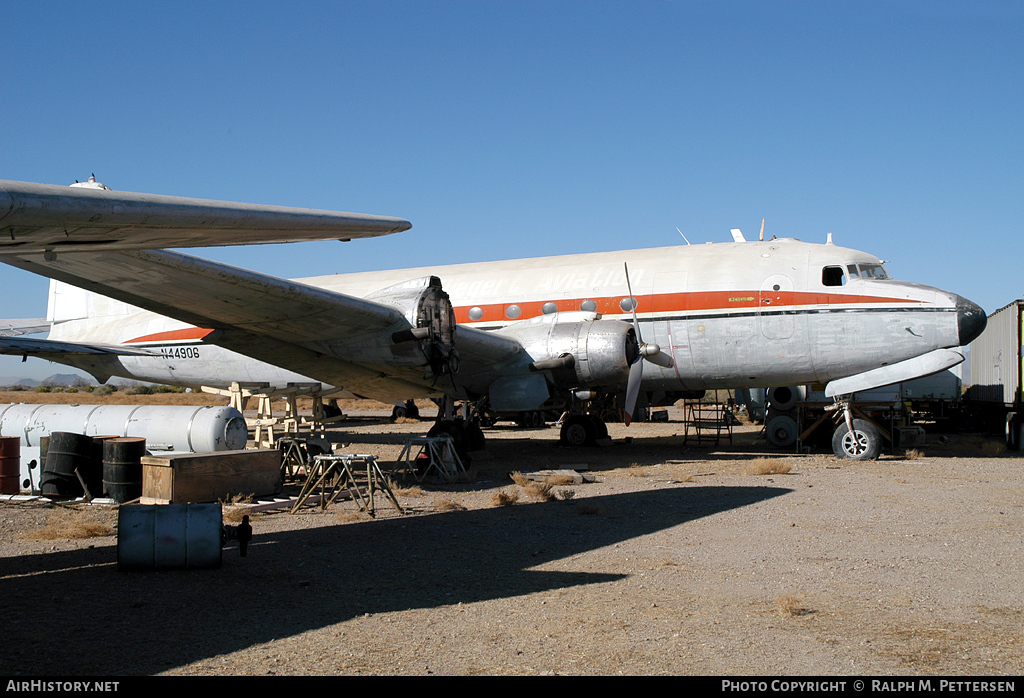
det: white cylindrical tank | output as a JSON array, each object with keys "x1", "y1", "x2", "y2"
[{"x1": 0, "y1": 404, "x2": 247, "y2": 452}]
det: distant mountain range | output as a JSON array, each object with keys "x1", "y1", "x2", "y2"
[{"x1": 0, "y1": 374, "x2": 96, "y2": 388}]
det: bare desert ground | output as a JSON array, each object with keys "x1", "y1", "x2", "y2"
[{"x1": 1, "y1": 399, "x2": 1022, "y2": 676}]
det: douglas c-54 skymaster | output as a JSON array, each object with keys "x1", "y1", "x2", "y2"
[{"x1": 0, "y1": 177, "x2": 987, "y2": 460}]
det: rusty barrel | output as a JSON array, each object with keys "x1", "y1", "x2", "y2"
[
  {"x1": 102, "y1": 437, "x2": 147, "y2": 504},
  {"x1": 41, "y1": 432, "x2": 98, "y2": 499},
  {"x1": 0, "y1": 436, "x2": 19, "y2": 494}
]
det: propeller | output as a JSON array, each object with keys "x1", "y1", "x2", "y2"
[{"x1": 622, "y1": 263, "x2": 674, "y2": 426}]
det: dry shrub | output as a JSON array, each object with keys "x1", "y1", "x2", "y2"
[
  {"x1": 776, "y1": 593, "x2": 803, "y2": 617},
  {"x1": 435, "y1": 497, "x2": 467, "y2": 511},
  {"x1": 387, "y1": 480, "x2": 423, "y2": 497},
  {"x1": 744, "y1": 458, "x2": 793, "y2": 476},
  {"x1": 334, "y1": 510, "x2": 365, "y2": 523},
  {"x1": 510, "y1": 471, "x2": 558, "y2": 501},
  {"x1": 490, "y1": 489, "x2": 519, "y2": 507},
  {"x1": 556, "y1": 489, "x2": 576, "y2": 502},
  {"x1": 776, "y1": 593, "x2": 813, "y2": 617},
  {"x1": 221, "y1": 493, "x2": 254, "y2": 522},
  {"x1": 29, "y1": 507, "x2": 114, "y2": 540},
  {"x1": 904, "y1": 448, "x2": 924, "y2": 460}
]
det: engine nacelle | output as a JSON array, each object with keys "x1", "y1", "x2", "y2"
[
  {"x1": 368, "y1": 276, "x2": 458, "y2": 376},
  {"x1": 496, "y1": 312, "x2": 639, "y2": 390}
]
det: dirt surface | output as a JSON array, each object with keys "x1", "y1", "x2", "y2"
[{"x1": 1, "y1": 403, "x2": 1022, "y2": 677}]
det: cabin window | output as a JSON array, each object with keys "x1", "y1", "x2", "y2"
[{"x1": 822, "y1": 266, "x2": 846, "y2": 287}]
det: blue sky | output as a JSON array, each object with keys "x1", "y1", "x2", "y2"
[{"x1": 1, "y1": 1, "x2": 1021, "y2": 380}]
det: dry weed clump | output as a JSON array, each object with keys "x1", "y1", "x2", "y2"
[
  {"x1": 510, "y1": 471, "x2": 557, "y2": 502},
  {"x1": 776, "y1": 593, "x2": 808, "y2": 617},
  {"x1": 744, "y1": 458, "x2": 793, "y2": 476},
  {"x1": 28, "y1": 507, "x2": 114, "y2": 540},
  {"x1": 435, "y1": 497, "x2": 467, "y2": 511},
  {"x1": 490, "y1": 489, "x2": 519, "y2": 507},
  {"x1": 387, "y1": 480, "x2": 423, "y2": 498},
  {"x1": 904, "y1": 448, "x2": 924, "y2": 460},
  {"x1": 221, "y1": 493, "x2": 254, "y2": 522}
]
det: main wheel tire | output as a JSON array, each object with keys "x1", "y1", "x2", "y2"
[
  {"x1": 765, "y1": 414, "x2": 798, "y2": 448},
  {"x1": 560, "y1": 414, "x2": 597, "y2": 447},
  {"x1": 832, "y1": 418, "x2": 882, "y2": 460}
]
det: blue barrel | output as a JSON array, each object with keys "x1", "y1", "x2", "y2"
[{"x1": 117, "y1": 503, "x2": 223, "y2": 571}]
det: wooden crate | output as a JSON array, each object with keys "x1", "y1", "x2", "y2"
[{"x1": 141, "y1": 449, "x2": 282, "y2": 504}]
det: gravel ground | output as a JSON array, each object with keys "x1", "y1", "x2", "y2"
[{"x1": 1, "y1": 406, "x2": 1022, "y2": 677}]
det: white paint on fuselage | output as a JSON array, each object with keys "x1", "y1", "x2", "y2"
[{"x1": 43, "y1": 239, "x2": 963, "y2": 394}]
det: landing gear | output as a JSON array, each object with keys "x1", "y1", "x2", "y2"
[
  {"x1": 427, "y1": 418, "x2": 485, "y2": 466},
  {"x1": 516, "y1": 411, "x2": 546, "y2": 428},
  {"x1": 390, "y1": 399, "x2": 420, "y2": 422},
  {"x1": 559, "y1": 413, "x2": 608, "y2": 447},
  {"x1": 831, "y1": 417, "x2": 882, "y2": 460}
]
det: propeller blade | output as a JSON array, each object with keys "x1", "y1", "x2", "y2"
[
  {"x1": 624, "y1": 261, "x2": 674, "y2": 370},
  {"x1": 623, "y1": 357, "x2": 643, "y2": 426},
  {"x1": 641, "y1": 343, "x2": 675, "y2": 369},
  {"x1": 624, "y1": 262, "x2": 642, "y2": 340}
]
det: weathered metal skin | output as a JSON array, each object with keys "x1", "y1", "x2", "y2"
[
  {"x1": 0, "y1": 179, "x2": 411, "y2": 252},
  {"x1": 0, "y1": 235, "x2": 986, "y2": 410}
]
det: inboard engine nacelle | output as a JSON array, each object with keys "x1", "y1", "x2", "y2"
[{"x1": 498, "y1": 312, "x2": 639, "y2": 391}]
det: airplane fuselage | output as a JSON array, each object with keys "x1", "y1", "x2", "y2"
[{"x1": 42, "y1": 237, "x2": 977, "y2": 403}]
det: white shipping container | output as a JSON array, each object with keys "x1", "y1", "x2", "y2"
[{"x1": 968, "y1": 300, "x2": 1023, "y2": 406}]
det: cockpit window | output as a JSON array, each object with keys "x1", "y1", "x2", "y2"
[
  {"x1": 857, "y1": 263, "x2": 889, "y2": 279},
  {"x1": 822, "y1": 266, "x2": 846, "y2": 287},
  {"x1": 847, "y1": 264, "x2": 860, "y2": 278}
]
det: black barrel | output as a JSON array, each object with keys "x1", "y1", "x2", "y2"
[
  {"x1": 41, "y1": 432, "x2": 97, "y2": 500},
  {"x1": 102, "y1": 437, "x2": 147, "y2": 504}
]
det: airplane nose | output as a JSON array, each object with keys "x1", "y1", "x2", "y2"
[{"x1": 956, "y1": 296, "x2": 987, "y2": 346}]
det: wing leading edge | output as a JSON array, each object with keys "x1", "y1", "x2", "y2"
[
  {"x1": 1, "y1": 249, "x2": 525, "y2": 402},
  {"x1": 0, "y1": 179, "x2": 411, "y2": 253}
]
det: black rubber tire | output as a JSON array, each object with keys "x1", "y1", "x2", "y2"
[
  {"x1": 560, "y1": 414, "x2": 597, "y2": 447},
  {"x1": 765, "y1": 414, "x2": 798, "y2": 448},
  {"x1": 832, "y1": 418, "x2": 882, "y2": 460}
]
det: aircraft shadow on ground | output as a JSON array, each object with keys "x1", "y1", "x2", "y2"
[{"x1": 0, "y1": 484, "x2": 789, "y2": 675}]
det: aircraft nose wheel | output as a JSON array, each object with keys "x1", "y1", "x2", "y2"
[{"x1": 831, "y1": 418, "x2": 881, "y2": 460}]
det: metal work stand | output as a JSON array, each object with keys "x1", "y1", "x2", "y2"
[
  {"x1": 291, "y1": 454, "x2": 403, "y2": 517},
  {"x1": 398, "y1": 435, "x2": 465, "y2": 483}
]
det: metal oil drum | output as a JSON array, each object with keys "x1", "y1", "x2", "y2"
[
  {"x1": 0, "y1": 436, "x2": 19, "y2": 494},
  {"x1": 117, "y1": 503, "x2": 223, "y2": 570},
  {"x1": 102, "y1": 437, "x2": 147, "y2": 503}
]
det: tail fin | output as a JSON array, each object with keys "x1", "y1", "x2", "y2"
[{"x1": 47, "y1": 280, "x2": 131, "y2": 323}]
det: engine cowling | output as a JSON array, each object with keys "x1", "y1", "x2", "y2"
[
  {"x1": 497, "y1": 312, "x2": 640, "y2": 390},
  {"x1": 368, "y1": 276, "x2": 458, "y2": 376}
]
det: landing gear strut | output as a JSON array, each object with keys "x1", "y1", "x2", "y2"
[{"x1": 830, "y1": 400, "x2": 882, "y2": 460}]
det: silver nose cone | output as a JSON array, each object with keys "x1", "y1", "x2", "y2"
[{"x1": 956, "y1": 296, "x2": 987, "y2": 346}]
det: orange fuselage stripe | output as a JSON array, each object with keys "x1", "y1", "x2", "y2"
[
  {"x1": 125, "y1": 328, "x2": 214, "y2": 344},
  {"x1": 453, "y1": 290, "x2": 921, "y2": 324}
]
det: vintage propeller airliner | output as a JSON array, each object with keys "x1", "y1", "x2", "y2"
[{"x1": 0, "y1": 177, "x2": 986, "y2": 459}]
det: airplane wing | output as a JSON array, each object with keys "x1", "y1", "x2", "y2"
[
  {"x1": 0, "y1": 179, "x2": 411, "y2": 253},
  {"x1": 0, "y1": 336, "x2": 161, "y2": 356},
  {"x1": 0, "y1": 249, "x2": 525, "y2": 402},
  {"x1": 0, "y1": 318, "x2": 51, "y2": 337}
]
